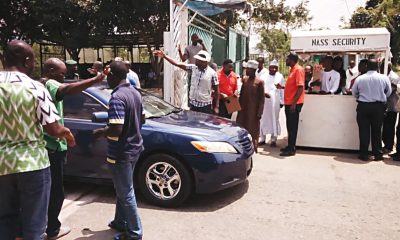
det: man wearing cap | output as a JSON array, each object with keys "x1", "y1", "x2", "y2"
[
  {"x1": 259, "y1": 60, "x2": 284, "y2": 147},
  {"x1": 154, "y1": 49, "x2": 219, "y2": 114},
  {"x1": 237, "y1": 60, "x2": 265, "y2": 151},
  {"x1": 280, "y1": 52, "x2": 305, "y2": 157},
  {"x1": 65, "y1": 59, "x2": 79, "y2": 81}
]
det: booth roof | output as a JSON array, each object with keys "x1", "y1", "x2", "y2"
[{"x1": 291, "y1": 28, "x2": 390, "y2": 53}]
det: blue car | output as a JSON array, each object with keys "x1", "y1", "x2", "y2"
[{"x1": 63, "y1": 87, "x2": 254, "y2": 207}]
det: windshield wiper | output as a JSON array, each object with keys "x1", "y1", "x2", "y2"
[{"x1": 171, "y1": 108, "x2": 182, "y2": 113}]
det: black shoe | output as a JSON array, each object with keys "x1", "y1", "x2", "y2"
[
  {"x1": 392, "y1": 154, "x2": 400, "y2": 161},
  {"x1": 389, "y1": 152, "x2": 399, "y2": 157},
  {"x1": 108, "y1": 221, "x2": 124, "y2": 232},
  {"x1": 374, "y1": 155, "x2": 384, "y2": 161},
  {"x1": 280, "y1": 150, "x2": 296, "y2": 157},
  {"x1": 259, "y1": 141, "x2": 266, "y2": 146},
  {"x1": 280, "y1": 146, "x2": 289, "y2": 152},
  {"x1": 358, "y1": 155, "x2": 369, "y2": 161}
]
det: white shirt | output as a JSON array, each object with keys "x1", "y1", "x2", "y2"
[
  {"x1": 352, "y1": 71, "x2": 391, "y2": 103},
  {"x1": 346, "y1": 66, "x2": 358, "y2": 89},
  {"x1": 320, "y1": 70, "x2": 340, "y2": 94},
  {"x1": 256, "y1": 68, "x2": 268, "y2": 79},
  {"x1": 388, "y1": 70, "x2": 400, "y2": 85}
]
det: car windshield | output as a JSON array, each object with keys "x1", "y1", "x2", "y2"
[{"x1": 95, "y1": 87, "x2": 181, "y2": 118}]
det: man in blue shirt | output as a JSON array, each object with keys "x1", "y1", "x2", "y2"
[
  {"x1": 352, "y1": 59, "x2": 391, "y2": 161},
  {"x1": 94, "y1": 61, "x2": 144, "y2": 240}
]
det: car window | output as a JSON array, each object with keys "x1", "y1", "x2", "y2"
[{"x1": 64, "y1": 92, "x2": 106, "y2": 120}]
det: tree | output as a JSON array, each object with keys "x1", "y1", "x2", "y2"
[
  {"x1": 250, "y1": 0, "x2": 311, "y2": 56},
  {"x1": 0, "y1": 0, "x2": 43, "y2": 64},
  {"x1": 350, "y1": 0, "x2": 400, "y2": 64}
]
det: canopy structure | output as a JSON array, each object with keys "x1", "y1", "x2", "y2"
[
  {"x1": 175, "y1": 0, "x2": 249, "y2": 16},
  {"x1": 291, "y1": 28, "x2": 390, "y2": 53}
]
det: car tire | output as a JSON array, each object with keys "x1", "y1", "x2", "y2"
[{"x1": 137, "y1": 154, "x2": 193, "y2": 208}]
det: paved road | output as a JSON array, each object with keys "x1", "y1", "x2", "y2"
[{"x1": 61, "y1": 143, "x2": 400, "y2": 240}]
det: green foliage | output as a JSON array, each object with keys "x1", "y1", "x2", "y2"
[
  {"x1": 350, "y1": 0, "x2": 400, "y2": 64},
  {"x1": 250, "y1": 0, "x2": 311, "y2": 55}
]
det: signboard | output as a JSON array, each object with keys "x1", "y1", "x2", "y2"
[{"x1": 291, "y1": 28, "x2": 390, "y2": 53}]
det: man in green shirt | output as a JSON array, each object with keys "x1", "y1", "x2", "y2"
[
  {"x1": 0, "y1": 40, "x2": 75, "y2": 240},
  {"x1": 40, "y1": 58, "x2": 105, "y2": 239}
]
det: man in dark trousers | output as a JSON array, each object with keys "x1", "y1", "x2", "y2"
[
  {"x1": 94, "y1": 61, "x2": 144, "y2": 240},
  {"x1": 40, "y1": 58, "x2": 106, "y2": 239},
  {"x1": 352, "y1": 59, "x2": 391, "y2": 161},
  {"x1": 280, "y1": 52, "x2": 305, "y2": 157}
]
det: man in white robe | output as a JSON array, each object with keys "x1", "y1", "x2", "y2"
[
  {"x1": 259, "y1": 60, "x2": 284, "y2": 146},
  {"x1": 256, "y1": 57, "x2": 269, "y2": 79}
]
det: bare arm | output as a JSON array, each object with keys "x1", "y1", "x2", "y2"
[
  {"x1": 178, "y1": 45, "x2": 188, "y2": 62},
  {"x1": 43, "y1": 122, "x2": 75, "y2": 147},
  {"x1": 57, "y1": 74, "x2": 105, "y2": 99},
  {"x1": 212, "y1": 85, "x2": 220, "y2": 111},
  {"x1": 154, "y1": 50, "x2": 187, "y2": 71},
  {"x1": 93, "y1": 125, "x2": 123, "y2": 139},
  {"x1": 292, "y1": 86, "x2": 304, "y2": 105}
]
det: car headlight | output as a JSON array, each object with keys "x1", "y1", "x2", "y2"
[{"x1": 191, "y1": 141, "x2": 238, "y2": 153}]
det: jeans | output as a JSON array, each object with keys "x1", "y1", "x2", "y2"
[
  {"x1": 109, "y1": 160, "x2": 142, "y2": 239},
  {"x1": 47, "y1": 150, "x2": 67, "y2": 237},
  {"x1": 356, "y1": 102, "x2": 385, "y2": 157},
  {"x1": 190, "y1": 104, "x2": 213, "y2": 114},
  {"x1": 284, "y1": 104, "x2": 303, "y2": 151},
  {"x1": 0, "y1": 168, "x2": 51, "y2": 240}
]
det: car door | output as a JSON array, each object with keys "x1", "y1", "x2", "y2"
[{"x1": 63, "y1": 92, "x2": 112, "y2": 181}]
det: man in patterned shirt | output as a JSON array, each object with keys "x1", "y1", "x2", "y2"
[
  {"x1": 0, "y1": 40, "x2": 75, "y2": 240},
  {"x1": 154, "y1": 49, "x2": 219, "y2": 114},
  {"x1": 40, "y1": 58, "x2": 105, "y2": 239}
]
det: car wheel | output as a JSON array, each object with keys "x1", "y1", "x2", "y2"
[{"x1": 138, "y1": 154, "x2": 193, "y2": 207}]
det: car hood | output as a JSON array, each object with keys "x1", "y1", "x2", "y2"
[{"x1": 147, "y1": 110, "x2": 248, "y2": 141}]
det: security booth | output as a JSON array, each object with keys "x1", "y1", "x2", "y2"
[{"x1": 290, "y1": 28, "x2": 391, "y2": 150}]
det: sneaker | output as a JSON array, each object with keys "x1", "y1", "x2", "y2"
[{"x1": 47, "y1": 226, "x2": 71, "y2": 240}]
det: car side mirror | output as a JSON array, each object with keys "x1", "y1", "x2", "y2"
[{"x1": 92, "y1": 112, "x2": 108, "y2": 123}]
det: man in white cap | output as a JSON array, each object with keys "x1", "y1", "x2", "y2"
[
  {"x1": 259, "y1": 60, "x2": 285, "y2": 147},
  {"x1": 237, "y1": 60, "x2": 265, "y2": 151},
  {"x1": 154, "y1": 50, "x2": 219, "y2": 114}
]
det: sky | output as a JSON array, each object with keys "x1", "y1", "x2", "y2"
[
  {"x1": 285, "y1": 0, "x2": 366, "y2": 30},
  {"x1": 250, "y1": 0, "x2": 367, "y2": 52}
]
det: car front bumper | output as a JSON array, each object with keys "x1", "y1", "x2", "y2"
[{"x1": 187, "y1": 152, "x2": 253, "y2": 194}]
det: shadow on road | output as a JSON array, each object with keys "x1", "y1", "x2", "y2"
[
  {"x1": 64, "y1": 179, "x2": 249, "y2": 212},
  {"x1": 139, "y1": 180, "x2": 249, "y2": 212},
  {"x1": 73, "y1": 228, "x2": 117, "y2": 240}
]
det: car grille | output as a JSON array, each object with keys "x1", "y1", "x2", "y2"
[{"x1": 236, "y1": 136, "x2": 253, "y2": 154}]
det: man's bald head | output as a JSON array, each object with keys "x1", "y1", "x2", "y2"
[
  {"x1": 43, "y1": 58, "x2": 67, "y2": 82},
  {"x1": 107, "y1": 61, "x2": 128, "y2": 89},
  {"x1": 92, "y1": 61, "x2": 103, "y2": 72},
  {"x1": 3, "y1": 40, "x2": 35, "y2": 75},
  {"x1": 367, "y1": 59, "x2": 378, "y2": 71}
]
